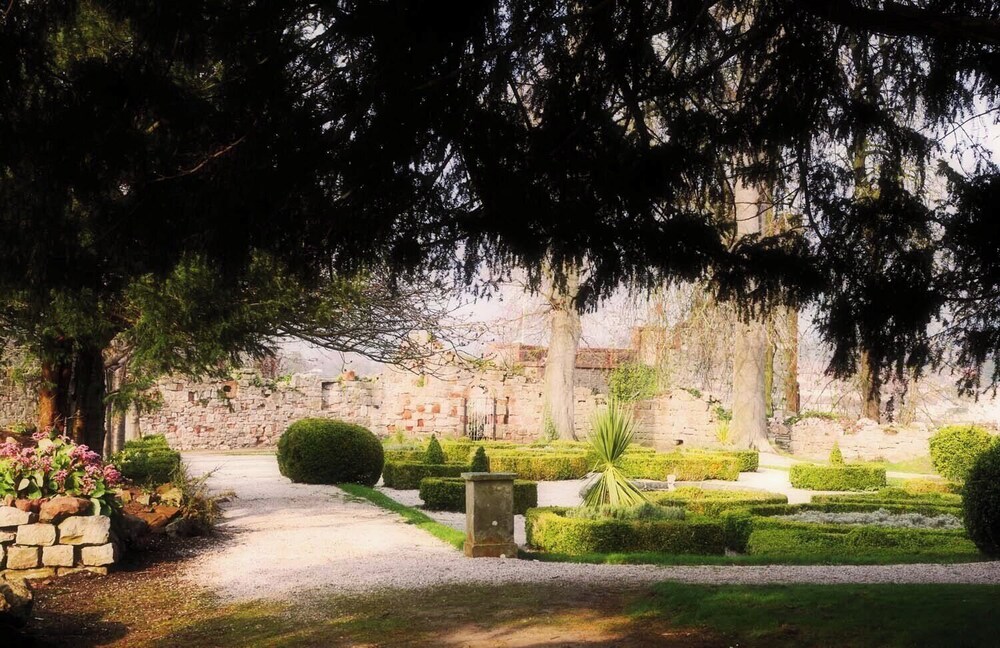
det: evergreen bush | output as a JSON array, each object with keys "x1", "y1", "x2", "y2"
[
  {"x1": 470, "y1": 446, "x2": 489, "y2": 472},
  {"x1": 929, "y1": 425, "x2": 996, "y2": 482},
  {"x1": 425, "y1": 434, "x2": 445, "y2": 464},
  {"x1": 962, "y1": 443, "x2": 1000, "y2": 556},
  {"x1": 276, "y1": 418, "x2": 384, "y2": 487}
]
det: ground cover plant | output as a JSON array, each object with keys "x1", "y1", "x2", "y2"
[{"x1": 277, "y1": 419, "x2": 383, "y2": 487}]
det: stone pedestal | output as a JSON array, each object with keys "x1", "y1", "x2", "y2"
[{"x1": 462, "y1": 472, "x2": 518, "y2": 558}]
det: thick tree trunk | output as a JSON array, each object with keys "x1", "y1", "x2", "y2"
[
  {"x1": 69, "y1": 346, "x2": 107, "y2": 451},
  {"x1": 783, "y1": 307, "x2": 801, "y2": 414},
  {"x1": 859, "y1": 349, "x2": 881, "y2": 422},
  {"x1": 38, "y1": 354, "x2": 72, "y2": 433},
  {"x1": 730, "y1": 176, "x2": 772, "y2": 450},
  {"x1": 543, "y1": 267, "x2": 582, "y2": 440}
]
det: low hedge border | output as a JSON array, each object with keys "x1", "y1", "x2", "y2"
[
  {"x1": 647, "y1": 488, "x2": 787, "y2": 516},
  {"x1": 419, "y1": 477, "x2": 538, "y2": 515},
  {"x1": 525, "y1": 507, "x2": 728, "y2": 555},
  {"x1": 789, "y1": 463, "x2": 886, "y2": 491},
  {"x1": 381, "y1": 461, "x2": 468, "y2": 489},
  {"x1": 620, "y1": 453, "x2": 740, "y2": 481},
  {"x1": 487, "y1": 452, "x2": 592, "y2": 480},
  {"x1": 746, "y1": 501, "x2": 964, "y2": 519}
]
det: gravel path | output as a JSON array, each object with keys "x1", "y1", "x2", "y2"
[{"x1": 179, "y1": 453, "x2": 1000, "y2": 601}]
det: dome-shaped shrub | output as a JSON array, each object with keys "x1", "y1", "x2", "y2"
[
  {"x1": 929, "y1": 425, "x2": 995, "y2": 482},
  {"x1": 277, "y1": 418, "x2": 384, "y2": 486},
  {"x1": 963, "y1": 443, "x2": 1000, "y2": 556}
]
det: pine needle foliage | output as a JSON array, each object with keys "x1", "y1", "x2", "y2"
[{"x1": 584, "y1": 400, "x2": 647, "y2": 508}]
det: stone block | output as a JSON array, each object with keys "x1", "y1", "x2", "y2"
[
  {"x1": 16, "y1": 523, "x2": 57, "y2": 546},
  {"x1": 40, "y1": 496, "x2": 92, "y2": 523},
  {"x1": 80, "y1": 543, "x2": 117, "y2": 567},
  {"x1": 0, "y1": 531, "x2": 15, "y2": 544},
  {"x1": 0, "y1": 507, "x2": 33, "y2": 527},
  {"x1": 42, "y1": 544, "x2": 75, "y2": 567},
  {"x1": 6, "y1": 546, "x2": 39, "y2": 570},
  {"x1": 4, "y1": 567, "x2": 56, "y2": 580},
  {"x1": 58, "y1": 515, "x2": 110, "y2": 545}
]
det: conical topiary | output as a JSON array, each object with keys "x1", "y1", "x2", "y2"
[
  {"x1": 425, "y1": 434, "x2": 445, "y2": 464},
  {"x1": 829, "y1": 442, "x2": 845, "y2": 466},
  {"x1": 470, "y1": 445, "x2": 489, "y2": 472}
]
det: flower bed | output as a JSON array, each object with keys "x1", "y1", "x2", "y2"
[
  {"x1": 418, "y1": 477, "x2": 538, "y2": 515},
  {"x1": 774, "y1": 508, "x2": 963, "y2": 530},
  {"x1": 525, "y1": 507, "x2": 727, "y2": 555}
]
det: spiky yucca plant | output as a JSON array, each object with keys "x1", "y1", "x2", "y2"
[{"x1": 584, "y1": 399, "x2": 647, "y2": 508}]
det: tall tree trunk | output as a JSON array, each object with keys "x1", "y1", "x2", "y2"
[
  {"x1": 70, "y1": 345, "x2": 106, "y2": 451},
  {"x1": 783, "y1": 307, "x2": 801, "y2": 414},
  {"x1": 859, "y1": 349, "x2": 881, "y2": 422},
  {"x1": 730, "y1": 176, "x2": 773, "y2": 450},
  {"x1": 38, "y1": 350, "x2": 72, "y2": 433},
  {"x1": 543, "y1": 266, "x2": 582, "y2": 440}
]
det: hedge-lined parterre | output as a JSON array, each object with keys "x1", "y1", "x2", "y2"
[
  {"x1": 619, "y1": 452, "x2": 741, "y2": 481},
  {"x1": 381, "y1": 461, "x2": 468, "y2": 489},
  {"x1": 486, "y1": 452, "x2": 592, "y2": 480},
  {"x1": 788, "y1": 463, "x2": 886, "y2": 491},
  {"x1": 646, "y1": 487, "x2": 787, "y2": 516},
  {"x1": 525, "y1": 507, "x2": 729, "y2": 555},
  {"x1": 419, "y1": 477, "x2": 538, "y2": 514}
]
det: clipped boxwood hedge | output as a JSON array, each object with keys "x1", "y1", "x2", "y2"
[
  {"x1": 381, "y1": 461, "x2": 467, "y2": 489},
  {"x1": 647, "y1": 487, "x2": 787, "y2": 516},
  {"x1": 278, "y1": 418, "x2": 384, "y2": 487},
  {"x1": 525, "y1": 507, "x2": 727, "y2": 555},
  {"x1": 788, "y1": 463, "x2": 886, "y2": 491},
  {"x1": 687, "y1": 449, "x2": 759, "y2": 473},
  {"x1": 811, "y1": 489, "x2": 962, "y2": 513},
  {"x1": 487, "y1": 452, "x2": 591, "y2": 480},
  {"x1": 419, "y1": 477, "x2": 538, "y2": 514},
  {"x1": 929, "y1": 424, "x2": 996, "y2": 483},
  {"x1": 619, "y1": 453, "x2": 740, "y2": 481},
  {"x1": 112, "y1": 434, "x2": 182, "y2": 485}
]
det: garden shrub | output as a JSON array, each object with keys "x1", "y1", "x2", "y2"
[
  {"x1": 583, "y1": 399, "x2": 646, "y2": 507},
  {"x1": 425, "y1": 435, "x2": 445, "y2": 464},
  {"x1": 929, "y1": 425, "x2": 996, "y2": 482},
  {"x1": 487, "y1": 452, "x2": 591, "y2": 480},
  {"x1": 277, "y1": 418, "x2": 384, "y2": 487},
  {"x1": 619, "y1": 452, "x2": 740, "y2": 481},
  {"x1": 383, "y1": 448, "x2": 426, "y2": 463},
  {"x1": 688, "y1": 448, "x2": 759, "y2": 473},
  {"x1": 607, "y1": 362, "x2": 658, "y2": 402},
  {"x1": 381, "y1": 461, "x2": 467, "y2": 489},
  {"x1": 647, "y1": 487, "x2": 788, "y2": 516},
  {"x1": 419, "y1": 477, "x2": 537, "y2": 514},
  {"x1": 900, "y1": 478, "x2": 961, "y2": 495},
  {"x1": 525, "y1": 507, "x2": 727, "y2": 555},
  {"x1": 113, "y1": 434, "x2": 182, "y2": 485},
  {"x1": 962, "y1": 442, "x2": 1000, "y2": 556},
  {"x1": 788, "y1": 463, "x2": 886, "y2": 491},
  {"x1": 829, "y1": 443, "x2": 844, "y2": 466},
  {"x1": 470, "y1": 446, "x2": 489, "y2": 472}
]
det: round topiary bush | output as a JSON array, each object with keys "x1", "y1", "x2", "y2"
[
  {"x1": 277, "y1": 418, "x2": 384, "y2": 487},
  {"x1": 963, "y1": 443, "x2": 1000, "y2": 556},
  {"x1": 929, "y1": 425, "x2": 996, "y2": 482}
]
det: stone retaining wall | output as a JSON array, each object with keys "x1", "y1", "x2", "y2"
[{"x1": 0, "y1": 502, "x2": 117, "y2": 580}]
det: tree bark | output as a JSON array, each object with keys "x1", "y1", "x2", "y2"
[
  {"x1": 69, "y1": 345, "x2": 107, "y2": 451},
  {"x1": 38, "y1": 352, "x2": 72, "y2": 433},
  {"x1": 859, "y1": 349, "x2": 881, "y2": 422},
  {"x1": 543, "y1": 266, "x2": 582, "y2": 440},
  {"x1": 730, "y1": 175, "x2": 772, "y2": 450},
  {"x1": 783, "y1": 307, "x2": 801, "y2": 414}
]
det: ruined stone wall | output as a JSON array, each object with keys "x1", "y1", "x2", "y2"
[
  {"x1": 768, "y1": 417, "x2": 999, "y2": 462},
  {"x1": 0, "y1": 379, "x2": 35, "y2": 430}
]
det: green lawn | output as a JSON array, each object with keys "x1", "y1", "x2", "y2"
[
  {"x1": 634, "y1": 583, "x2": 1000, "y2": 647},
  {"x1": 336, "y1": 482, "x2": 465, "y2": 549}
]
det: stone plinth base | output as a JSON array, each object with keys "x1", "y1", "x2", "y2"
[{"x1": 462, "y1": 472, "x2": 518, "y2": 559}]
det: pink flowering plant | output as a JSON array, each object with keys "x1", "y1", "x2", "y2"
[{"x1": 0, "y1": 429, "x2": 122, "y2": 515}]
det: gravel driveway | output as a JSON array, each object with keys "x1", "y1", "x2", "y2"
[{"x1": 180, "y1": 453, "x2": 1000, "y2": 601}]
